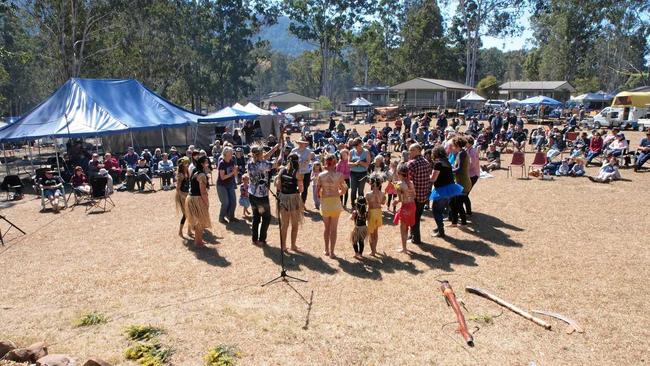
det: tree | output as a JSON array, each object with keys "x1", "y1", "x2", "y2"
[
  {"x1": 287, "y1": 51, "x2": 321, "y2": 98},
  {"x1": 476, "y1": 75, "x2": 499, "y2": 99},
  {"x1": 477, "y1": 47, "x2": 506, "y2": 82},
  {"x1": 283, "y1": 0, "x2": 376, "y2": 98}
]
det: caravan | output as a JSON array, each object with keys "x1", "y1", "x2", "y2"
[{"x1": 589, "y1": 92, "x2": 650, "y2": 129}]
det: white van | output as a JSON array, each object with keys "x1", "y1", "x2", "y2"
[{"x1": 590, "y1": 106, "x2": 647, "y2": 129}]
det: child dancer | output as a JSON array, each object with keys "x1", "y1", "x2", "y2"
[
  {"x1": 239, "y1": 174, "x2": 251, "y2": 218},
  {"x1": 366, "y1": 173, "x2": 385, "y2": 256},
  {"x1": 311, "y1": 161, "x2": 323, "y2": 210},
  {"x1": 385, "y1": 159, "x2": 398, "y2": 212},
  {"x1": 392, "y1": 162, "x2": 416, "y2": 253},
  {"x1": 350, "y1": 196, "x2": 368, "y2": 259}
]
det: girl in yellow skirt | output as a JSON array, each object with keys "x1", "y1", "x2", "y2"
[
  {"x1": 365, "y1": 172, "x2": 386, "y2": 256},
  {"x1": 317, "y1": 154, "x2": 348, "y2": 258},
  {"x1": 175, "y1": 157, "x2": 193, "y2": 238},
  {"x1": 185, "y1": 156, "x2": 212, "y2": 247}
]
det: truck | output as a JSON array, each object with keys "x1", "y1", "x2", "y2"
[{"x1": 587, "y1": 91, "x2": 650, "y2": 129}]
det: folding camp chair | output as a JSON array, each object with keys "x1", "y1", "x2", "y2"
[
  {"x1": 38, "y1": 176, "x2": 68, "y2": 211},
  {"x1": 507, "y1": 151, "x2": 527, "y2": 178},
  {"x1": 1, "y1": 175, "x2": 23, "y2": 201},
  {"x1": 86, "y1": 176, "x2": 115, "y2": 213},
  {"x1": 528, "y1": 151, "x2": 547, "y2": 175}
]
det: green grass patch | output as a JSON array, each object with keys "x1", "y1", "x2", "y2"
[
  {"x1": 124, "y1": 342, "x2": 173, "y2": 366},
  {"x1": 73, "y1": 311, "x2": 108, "y2": 327},
  {"x1": 124, "y1": 325, "x2": 165, "y2": 341},
  {"x1": 204, "y1": 344, "x2": 240, "y2": 366}
]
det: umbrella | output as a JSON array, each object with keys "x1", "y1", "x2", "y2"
[
  {"x1": 283, "y1": 104, "x2": 313, "y2": 114},
  {"x1": 519, "y1": 96, "x2": 563, "y2": 106},
  {"x1": 198, "y1": 106, "x2": 259, "y2": 123}
]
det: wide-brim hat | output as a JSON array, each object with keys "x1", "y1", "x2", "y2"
[{"x1": 296, "y1": 139, "x2": 309, "y2": 144}]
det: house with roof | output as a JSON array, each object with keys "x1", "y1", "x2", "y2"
[
  {"x1": 499, "y1": 81, "x2": 576, "y2": 102},
  {"x1": 390, "y1": 78, "x2": 474, "y2": 109},
  {"x1": 348, "y1": 86, "x2": 398, "y2": 107},
  {"x1": 260, "y1": 91, "x2": 318, "y2": 110}
]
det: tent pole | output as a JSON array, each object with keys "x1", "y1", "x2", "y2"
[
  {"x1": 130, "y1": 131, "x2": 135, "y2": 149},
  {"x1": 193, "y1": 124, "x2": 198, "y2": 146},
  {"x1": 2, "y1": 143, "x2": 9, "y2": 175},
  {"x1": 27, "y1": 140, "x2": 35, "y2": 174},
  {"x1": 161, "y1": 128, "x2": 165, "y2": 152}
]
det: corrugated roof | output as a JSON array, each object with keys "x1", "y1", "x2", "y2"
[
  {"x1": 262, "y1": 91, "x2": 318, "y2": 103},
  {"x1": 499, "y1": 81, "x2": 575, "y2": 92},
  {"x1": 391, "y1": 78, "x2": 474, "y2": 91}
]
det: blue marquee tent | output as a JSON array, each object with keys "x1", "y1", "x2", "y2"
[
  {"x1": 197, "y1": 106, "x2": 259, "y2": 123},
  {"x1": 519, "y1": 95, "x2": 563, "y2": 106},
  {"x1": 0, "y1": 78, "x2": 203, "y2": 142}
]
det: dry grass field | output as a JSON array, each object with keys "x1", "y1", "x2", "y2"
[{"x1": 1, "y1": 124, "x2": 649, "y2": 365}]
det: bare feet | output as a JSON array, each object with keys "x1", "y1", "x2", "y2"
[
  {"x1": 291, "y1": 245, "x2": 299, "y2": 252},
  {"x1": 187, "y1": 231, "x2": 194, "y2": 237},
  {"x1": 329, "y1": 252, "x2": 336, "y2": 259},
  {"x1": 178, "y1": 230, "x2": 184, "y2": 238},
  {"x1": 323, "y1": 251, "x2": 330, "y2": 256},
  {"x1": 397, "y1": 247, "x2": 407, "y2": 253},
  {"x1": 370, "y1": 251, "x2": 377, "y2": 257}
]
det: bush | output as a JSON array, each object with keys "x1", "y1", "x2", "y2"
[
  {"x1": 124, "y1": 325, "x2": 165, "y2": 341},
  {"x1": 204, "y1": 344, "x2": 240, "y2": 366},
  {"x1": 73, "y1": 311, "x2": 108, "y2": 327}
]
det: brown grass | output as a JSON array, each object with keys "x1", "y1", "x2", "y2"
[{"x1": 0, "y1": 124, "x2": 648, "y2": 365}]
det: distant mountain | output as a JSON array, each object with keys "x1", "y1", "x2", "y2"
[{"x1": 256, "y1": 17, "x2": 316, "y2": 56}]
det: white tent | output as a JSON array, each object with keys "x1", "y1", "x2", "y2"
[
  {"x1": 283, "y1": 104, "x2": 313, "y2": 114},
  {"x1": 242, "y1": 102, "x2": 273, "y2": 116},
  {"x1": 232, "y1": 102, "x2": 246, "y2": 110},
  {"x1": 506, "y1": 98, "x2": 520, "y2": 106},
  {"x1": 459, "y1": 91, "x2": 486, "y2": 102}
]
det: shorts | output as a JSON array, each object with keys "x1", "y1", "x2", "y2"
[{"x1": 44, "y1": 189, "x2": 61, "y2": 198}]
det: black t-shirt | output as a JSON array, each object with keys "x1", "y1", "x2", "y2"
[
  {"x1": 217, "y1": 159, "x2": 236, "y2": 187},
  {"x1": 486, "y1": 150, "x2": 500, "y2": 161},
  {"x1": 513, "y1": 131, "x2": 527, "y2": 143},
  {"x1": 40, "y1": 176, "x2": 60, "y2": 187},
  {"x1": 433, "y1": 160, "x2": 454, "y2": 188}
]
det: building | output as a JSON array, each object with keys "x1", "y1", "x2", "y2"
[
  {"x1": 390, "y1": 78, "x2": 474, "y2": 109},
  {"x1": 348, "y1": 86, "x2": 398, "y2": 107},
  {"x1": 260, "y1": 92, "x2": 318, "y2": 110},
  {"x1": 499, "y1": 81, "x2": 576, "y2": 102}
]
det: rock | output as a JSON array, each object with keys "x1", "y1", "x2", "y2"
[
  {"x1": 81, "y1": 359, "x2": 111, "y2": 366},
  {"x1": 0, "y1": 341, "x2": 16, "y2": 358},
  {"x1": 36, "y1": 354, "x2": 75, "y2": 366},
  {"x1": 3, "y1": 342, "x2": 47, "y2": 363}
]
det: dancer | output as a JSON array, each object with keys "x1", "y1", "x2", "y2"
[
  {"x1": 274, "y1": 153, "x2": 304, "y2": 252},
  {"x1": 350, "y1": 196, "x2": 368, "y2": 259},
  {"x1": 392, "y1": 162, "x2": 416, "y2": 253},
  {"x1": 450, "y1": 137, "x2": 471, "y2": 227},
  {"x1": 385, "y1": 159, "x2": 398, "y2": 212},
  {"x1": 366, "y1": 173, "x2": 385, "y2": 256},
  {"x1": 317, "y1": 154, "x2": 348, "y2": 258},
  {"x1": 429, "y1": 147, "x2": 464, "y2": 238},
  {"x1": 336, "y1": 149, "x2": 351, "y2": 208},
  {"x1": 239, "y1": 174, "x2": 251, "y2": 218},
  {"x1": 185, "y1": 156, "x2": 211, "y2": 247},
  {"x1": 175, "y1": 157, "x2": 193, "y2": 238},
  {"x1": 311, "y1": 161, "x2": 323, "y2": 210},
  {"x1": 247, "y1": 143, "x2": 281, "y2": 245}
]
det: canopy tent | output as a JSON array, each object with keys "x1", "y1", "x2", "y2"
[
  {"x1": 571, "y1": 92, "x2": 614, "y2": 103},
  {"x1": 0, "y1": 78, "x2": 202, "y2": 142},
  {"x1": 241, "y1": 102, "x2": 273, "y2": 116},
  {"x1": 506, "y1": 98, "x2": 520, "y2": 106},
  {"x1": 197, "y1": 106, "x2": 259, "y2": 123},
  {"x1": 348, "y1": 97, "x2": 373, "y2": 107},
  {"x1": 283, "y1": 104, "x2": 313, "y2": 114},
  {"x1": 459, "y1": 91, "x2": 486, "y2": 102},
  {"x1": 519, "y1": 95, "x2": 563, "y2": 106}
]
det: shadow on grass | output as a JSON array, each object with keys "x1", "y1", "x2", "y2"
[
  {"x1": 183, "y1": 237, "x2": 231, "y2": 267},
  {"x1": 262, "y1": 244, "x2": 337, "y2": 275},
  {"x1": 463, "y1": 212, "x2": 523, "y2": 248},
  {"x1": 335, "y1": 257, "x2": 382, "y2": 280},
  {"x1": 410, "y1": 241, "x2": 478, "y2": 272}
]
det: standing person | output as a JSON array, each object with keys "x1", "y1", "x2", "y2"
[
  {"x1": 491, "y1": 112, "x2": 503, "y2": 138},
  {"x1": 429, "y1": 147, "x2": 464, "y2": 238},
  {"x1": 291, "y1": 139, "x2": 314, "y2": 205},
  {"x1": 317, "y1": 154, "x2": 348, "y2": 258},
  {"x1": 274, "y1": 153, "x2": 304, "y2": 252},
  {"x1": 336, "y1": 149, "x2": 351, "y2": 208},
  {"x1": 349, "y1": 196, "x2": 368, "y2": 259},
  {"x1": 239, "y1": 174, "x2": 251, "y2": 218},
  {"x1": 365, "y1": 173, "x2": 385, "y2": 256},
  {"x1": 406, "y1": 143, "x2": 432, "y2": 245},
  {"x1": 349, "y1": 137, "x2": 371, "y2": 204},
  {"x1": 216, "y1": 147, "x2": 238, "y2": 224},
  {"x1": 450, "y1": 137, "x2": 471, "y2": 227},
  {"x1": 175, "y1": 157, "x2": 192, "y2": 238},
  {"x1": 385, "y1": 159, "x2": 398, "y2": 212},
  {"x1": 465, "y1": 136, "x2": 480, "y2": 216},
  {"x1": 185, "y1": 156, "x2": 211, "y2": 247},
  {"x1": 311, "y1": 161, "x2": 323, "y2": 210},
  {"x1": 436, "y1": 113, "x2": 448, "y2": 131},
  {"x1": 392, "y1": 163, "x2": 416, "y2": 253},
  {"x1": 247, "y1": 143, "x2": 281, "y2": 245}
]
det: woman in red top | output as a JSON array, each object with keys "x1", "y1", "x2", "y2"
[
  {"x1": 71, "y1": 166, "x2": 91, "y2": 194},
  {"x1": 103, "y1": 153, "x2": 122, "y2": 183},
  {"x1": 586, "y1": 131, "x2": 603, "y2": 166}
]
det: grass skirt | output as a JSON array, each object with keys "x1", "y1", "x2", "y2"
[
  {"x1": 350, "y1": 225, "x2": 368, "y2": 244},
  {"x1": 185, "y1": 195, "x2": 212, "y2": 229},
  {"x1": 367, "y1": 208, "x2": 382, "y2": 234},
  {"x1": 176, "y1": 191, "x2": 188, "y2": 215},
  {"x1": 320, "y1": 196, "x2": 343, "y2": 218},
  {"x1": 429, "y1": 183, "x2": 464, "y2": 201},
  {"x1": 278, "y1": 192, "x2": 303, "y2": 224}
]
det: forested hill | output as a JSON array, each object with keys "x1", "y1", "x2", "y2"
[{"x1": 256, "y1": 17, "x2": 316, "y2": 56}]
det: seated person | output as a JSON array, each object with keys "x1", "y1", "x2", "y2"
[
  {"x1": 476, "y1": 129, "x2": 490, "y2": 153},
  {"x1": 481, "y1": 144, "x2": 501, "y2": 172},
  {"x1": 135, "y1": 158, "x2": 153, "y2": 191},
  {"x1": 39, "y1": 170, "x2": 64, "y2": 212},
  {"x1": 588, "y1": 154, "x2": 621, "y2": 183},
  {"x1": 103, "y1": 153, "x2": 121, "y2": 183},
  {"x1": 556, "y1": 158, "x2": 572, "y2": 176},
  {"x1": 531, "y1": 127, "x2": 547, "y2": 151},
  {"x1": 493, "y1": 128, "x2": 508, "y2": 152},
  {"x1": 97, "y1": 168, "x2": 114, "y2": 195},
  {"x1": 571, "y1": 132, "x2": 589, "y2": 157},
  {"x1": 157, "y1": 153, "x2": 175, "y2": 190},
  {"x1": 122, "y1": 147, "x2": 140, "y2": 170},
  {"x1": 604, "y1": 132, "x2": 628, "y2": 157},
  {"x1": 71, "y1": 166, "x2": 91, "y2": 194},
  {"x1": 151, "y1": 148, "x2": 163, "y2": 175},
  {"x1": 324, "y1": 138, "x2": 337, "y2": 154},
  {"x1": 586, "y1": 131, "x2": 603, "y2": 166},
  {"x1": 510, "y1": 125, "x2": 527, "y2": 151},
  {"x1": 87, "y1": 153, "x2": 103, "y2": 179},
  {"x1": 569, "y1": 157, "x2": 585, "y2": 177},
  {"x1": 546, "y1": 132, "x2": 567, "y2": 160},
  {"x1": 634, "y1": 131, "x2": 650, "y2": 172},
  {"x1": 141, "y1": 148, "x2": 153, "y2": 163}
]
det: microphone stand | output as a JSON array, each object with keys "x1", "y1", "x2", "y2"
[{"x1": 0, "y1": 215, "x2": 25, "y2": 246}]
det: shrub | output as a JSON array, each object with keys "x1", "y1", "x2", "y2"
[
  {"x1": 204, "y1": 344, "x2": 240, "y2": 366},
  {"x1": 73, "y1": 311, "x2": 108, "y2": 327}
]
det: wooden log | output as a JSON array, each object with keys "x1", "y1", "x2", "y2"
[
  {"x1": 465, "y1": 286, "x2": 552, "y2": 330},
  {"x1": 440, "y1": 281, "x2": 474, "y2": 346}
]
